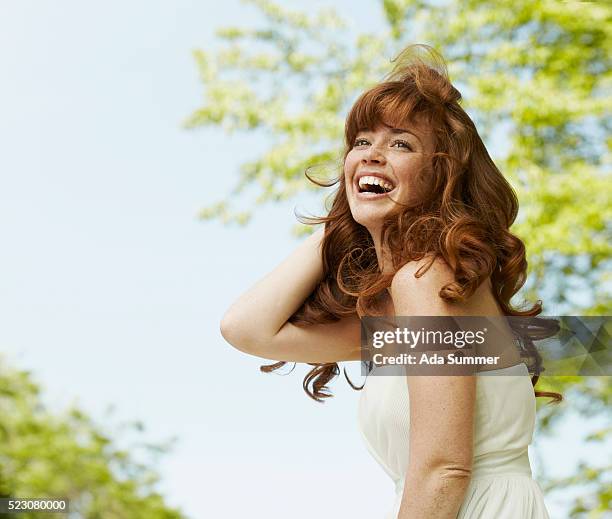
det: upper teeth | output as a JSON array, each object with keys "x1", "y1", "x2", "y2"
[{"x1": 358, "y1": 176, "x2": 394, "y2": 192}]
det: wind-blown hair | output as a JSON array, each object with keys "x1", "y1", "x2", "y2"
[{"x1": 260, "y1": 44, "x2": 561, "y2": 404}]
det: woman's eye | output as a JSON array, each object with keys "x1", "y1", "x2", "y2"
[
  {"x1": 393, "y1": 140, "x2": 412, "y2": 150},
  {"x1": 353, "y1": 138, "x2": 412, "y2": 150}
]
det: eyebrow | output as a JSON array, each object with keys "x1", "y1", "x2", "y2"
[
  {"x1": 389, "y1": 127, "x2": 412, "y2": 134},
  {"x1": 360, "y1": 126, "x2": 416, "y2": 136},
  {"x1": 358, "y1": 125, "x2": 422, "y2": 146}
]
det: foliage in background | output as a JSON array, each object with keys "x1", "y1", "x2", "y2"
[
  {"x1": 0, "y1": 356, "x2": 185, "y2": 519},
  {"x1": 186, "y1": 0, "x2": 611, "y2": 515}
]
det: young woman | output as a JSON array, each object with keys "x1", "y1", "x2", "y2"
[{"x1": 220, "y1": 44, "x2": 560, "y2": 519}]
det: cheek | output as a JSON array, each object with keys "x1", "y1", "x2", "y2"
[
  {"x1": 394, "y1": 158, "x2": 430, "y2": 205},
  {"x1": 395, "y1": 157, "x2": 423, "y2": 184},
  {"x1": 343, "y1": 154, "x2": 358, "y2": 183}
]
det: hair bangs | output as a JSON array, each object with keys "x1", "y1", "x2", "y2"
[{"x1": 344, "y1": 85, "x2": 421, "y2": 150}]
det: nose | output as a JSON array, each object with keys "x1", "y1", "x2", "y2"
[{"x1": 362, "y1": 145, "x2": 386, "y2": 165}]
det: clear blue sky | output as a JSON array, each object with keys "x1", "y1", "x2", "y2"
[{"x1": 0, "y1": 1, "x2": 603, "y2": 517}]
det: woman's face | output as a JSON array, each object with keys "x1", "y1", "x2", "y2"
[{"x1": 344, "y1": 120, "x2": 430, "y2": 232}]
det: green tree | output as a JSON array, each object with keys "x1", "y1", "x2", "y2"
[
  {"x1": 186, "y1": 1, "x2": 611, "y2": 516},
  {"x1": 0, "y1": 356, "x2": 185, "y2": 518}
]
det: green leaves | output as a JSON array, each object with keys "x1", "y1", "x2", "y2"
[{"x1": 0, "y1": 356, "x2": 185, "y2": 518}]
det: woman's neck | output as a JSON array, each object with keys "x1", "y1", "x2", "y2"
[{"x1": 371, "y1": 227, "x2": 395, "y2": 275}]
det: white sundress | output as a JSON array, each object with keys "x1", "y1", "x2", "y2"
[{"x1": 357, "y1": 363, "x2": 551, "y2": 518}]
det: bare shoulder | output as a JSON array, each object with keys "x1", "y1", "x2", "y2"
[
  {"x1": 390, "y1": 254, "x2": 496, "y2": 316},
  {"x1": 390, "y1": 255, "x2": 454, "y2": 312},
  {"x1": 390, "y1": 254, "x2": 453, "y2": 291}
]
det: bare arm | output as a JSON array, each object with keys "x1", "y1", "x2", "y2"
[
  {"x1": 220, "y1": 228, "x2": 362, "y2": 364},
  {"x1": 391, "y1": 258, "x2": 478, "y2": 519},
  {"x1": 399, "y1": 375, "x2": 475, "y2": 519}
]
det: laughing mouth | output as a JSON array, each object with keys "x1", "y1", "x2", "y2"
[{"x1": 357, "y1": 175, "x2": 395, "y2": 194}]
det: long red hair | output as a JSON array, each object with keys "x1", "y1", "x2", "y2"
[{"x1": 261, "y1": 44, "x2": 561, "y2": 404}]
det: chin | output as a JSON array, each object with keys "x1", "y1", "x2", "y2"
[
  {"x1": 347, "y1": 187, "x2": 405, "y2": 229},
  {"x1": 350, "y1": 207, "x2": 388, "y2": 231}
]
